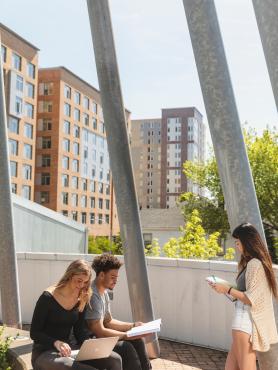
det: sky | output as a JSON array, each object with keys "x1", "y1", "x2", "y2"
[{"x1": 1, "y1": 0, "x2": 277, "y2": 142}]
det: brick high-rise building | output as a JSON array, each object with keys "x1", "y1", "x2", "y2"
[
  {"x1": 1, "y1": 23, "x2": 39, "y2": 200},
  {"x1": 35, "y1": 67, "x2": 126, "y2": 236},
  {"x1": 131, "y1": 107, "x2": 205, "y2": 209}
]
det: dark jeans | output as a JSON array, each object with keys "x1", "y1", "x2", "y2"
[
  {"x1": 31, "y1": 348, "x2": 122, "y2": 370},
  {"x1": 113, "y1": 339, "x2": 151, "y2": 370}
]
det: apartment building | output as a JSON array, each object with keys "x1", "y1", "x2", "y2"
[
  {"x1": 1, "y1": 23, "x2": 39, "y2": 200},
  {"x1": 35, "y1": 67, "x2": 124, "y2": 236},
  {"x1": 131, "y1": 107, "x2": 205, "y2": 209}
]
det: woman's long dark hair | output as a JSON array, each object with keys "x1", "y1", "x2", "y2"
[{"x1": 232, "y1": 223, "x2": 277, "y2": 299}]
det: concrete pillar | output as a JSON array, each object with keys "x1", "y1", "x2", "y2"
[
  {"x1": 182, "y1": 0, "x2": 265, "y2": 240},
  {"x1": 252, "y1": 0, "x2": 278, "y2": 111},
  {"x1": 86, "y1": 0, "x2": 159, "y2": 358},
  {"x1": 0, "y1": 40, "x2": 22, "y2": 328}
]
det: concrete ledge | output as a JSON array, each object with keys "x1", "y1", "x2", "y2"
[{"x1": 3, "y1": 327, "x2": 33, "y2": 370}]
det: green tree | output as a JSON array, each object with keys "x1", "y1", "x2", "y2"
[
  {"x1": 180, "y1": 129, "x2": 278, "y2": 241},
  {"x1": 0, "y1": 326, "x2": 12, "y2": 370},
  {"x1": 145, "y1": 238, "x2": 161, "y2": 257},
  {"x1": 163, "y1": 210, "x2": 234, "y2": 260},
  {"x1": 88, "y1": 235, "x2": 123, "y2": 255}
]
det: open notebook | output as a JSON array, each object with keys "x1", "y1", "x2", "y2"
[{"x1": 126, "y1": 319, "x2": 162, "y2": 337}]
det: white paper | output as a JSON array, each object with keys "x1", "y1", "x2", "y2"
[{"x1": 126, "y1": 319, "x2": 161, "y2": 337}]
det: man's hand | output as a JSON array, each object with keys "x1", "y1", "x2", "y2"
[
  {"x1": 134, "y1": 321, "x2": 144, "y2": 327},
  {"x1": 54, "y1": 340, "x2": 71, "y2": 357}
]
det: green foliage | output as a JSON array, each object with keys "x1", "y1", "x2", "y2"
[
  {"x1": 162, "y1": 210, "x2": 235, "y2": 260},
  {"x1": 180, "y1": 128, "x2": 278, "y2": 241},
  {"x1": 0, "y1": 326, "x2": 12, "y2": 370},
  {"x1": 88, "y1": 235, "x2": 123, "y2": 255},
  {"x1": 144, "y1": 238, "x2": 161, "y2": 257}
]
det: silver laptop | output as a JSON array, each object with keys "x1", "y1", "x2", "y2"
[{"x1": 71, "y1": 337, "x2": 119, "y2": 362}]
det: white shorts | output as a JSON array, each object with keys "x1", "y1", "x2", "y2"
[{"x1": 232, "y1": 300, "x2": 253, "y2": 335}]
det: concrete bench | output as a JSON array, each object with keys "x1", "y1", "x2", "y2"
[{"x1": 3, "y1": 327, "x2": 33, "y2": 370}]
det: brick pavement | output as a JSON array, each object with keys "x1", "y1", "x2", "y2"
[{"x1": 151, "y1": 339, "x2": 227, "y2": 370}]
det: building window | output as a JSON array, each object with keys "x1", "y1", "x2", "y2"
[
  {"x1": 90, "y1": 213, "x2": 95, "y2": 224},
  {"x1": 12, "y1": 53, "x2": 22, "y2": 71},
  {"x1": 42, "y1": 119, "x2": 52, "y2": 131},
  {"x1": 81, "y1": 195, "x2": 87, "y2": 208},
  {"x1": 25, "y1": 103, "x2": 34, "y2": 118},
  {"x1": 73, "y1": 125, "x2": 80, "y2": 138},
  {"x1": 72, "y1": 193, "x2": 78, "y2": 207},
  {"x1": 99, "y1": 169, "x2": 103, "y2": 180},
  {"x1": 73, "y1": 142, "x2": 79, "y2": 155},
  {"x1": 72, "y1": 176, "x2": 78, "y2": 189},
  {"x1": 83, "y1": 96, "x2": 90, "y2": 110},
  {"x1": 24, "y1": 123, "x2": 33, "y2": 139},
  {"x1": 62, "y1": 192, "x2": 69, "y2": 205},
  {"x1": 105, "y1": 215, "x2": 110, "y2": 224},
  {"x1": 1, "y1": 45, "x2": 7, "y2": 63},
  {"x1": 92, "y1": 102, "x2": 97, "y2": 114},
  {"x1": 15, "y1": 96, "x2": 23, "y2": 115},
  {"x1": 8, "y1": 117, "x2": 19, "y2": 134},
  {"x1": 41, "y1": 173, "x2": 50, "y2": 185},
  {"x1": 92, "y1": 118, "x2": 97, "y2": 130},
  {"x1": 99, "y1": 183, "x2": 103, "y2": 194},
  {"x1": 23, "y1": 144, "x2": 32, "y2": 159},
  {"x1": 106, "y1": 199, "x2": 110, "y2": 210},
  {"x1": 74, "y1": 91, "x2": 81, "y2": 105},
  {"x1": 72, "y1": 159, "x2": 79, "y2": 172},
  {"x1": 11, "y1": 183, "x2": 17, "y2": 194},
  {"x1": 98, "y1": 214, "x2": 102, "y2": 224},
  {"x1": 63, "y1": 139, "x2": 70, "y2": 152},
  {"x1": 22, "y1": 164, "x2": 32, "y2": 180},
  {"x1": 10, "y1": 161, "x2": 17, "y2": 177},
  {"x1": 106, "y1": 185, "x2": 110, "y2": 195},
  {"x1": 92, "y1": 165, "x2": 96, "y2": 178},
  {"x1": 84, "y1": 146, "x2": 88, "y2": 159},
  {"x1": 74, "y1": 108, "x2": 80, "y2": 122},
  {"x1": 81, "y1": 212, "x2": 87, "y2": 224},
  {"x1": 42, "y1": 137, "x2": 51, "y2": 149},
  {"x1": 143, "y1": 233, "x2": 153, "y2": 247},
  {"x1": 62, "y1": 174, "x2": 69, "y2": 188},
  {"x1": 40, "y1": 191, "x2": 49, "y2": 204},
  {"x1": 90, "y1": 197, "x2": 95, "y2": 208},
  {"x1": 83, "y1": 162, "x2": 88, "y2": 176},
  {"x1": 9, "y1": 139, "x2": 18, "y2": 156},
  {"x1": 90, "y1": 181, "x2": 96, "y2": 192},
  {"x1": 100, "y1": 122, "x2": 105, "y2": 134},
  {"x1": 99, "y1": 198, "x2": 103, "y2": 209},
  {"x1": 27, "y1": 62, "x2": 35, "y2": 79},
  {"x1": 42, "y1": 155, "x2": 51, "y2": 167},
  {"x1": 83, "y1": 113, "x2": 89, "y2": 126},
  {"x1": 64, "y1": 103, "x2": 71, "y2": 117},
  {"x1": 64, "y1": 85, "x2": 71, "y2": 99},
  {"x1": 99, "y1": 153, "x2": 104, "y2": 165},
  {"x1": 41, "y1": 101, "x2": 52, "y2": 113},
  {"x1": 62, "y1": 210, "x2": 68, "y2": 217},
  {"x1": 72, "y1": 211, "x2": 78, "y2": 221},
  {"x1": 81, "y1": 179, "x2": 87, "y2": 191},
  {"x1": 40, "y1": 82, "x2": 53, "y2": 95},
  {"x1": 64, "y1": 120, "x2": 70, "y2": 134},
  {"x1": 22, "y1": 185, "x2": 31, "y2": 200},
  {"x1": 26, "y1": 82, "x2": 35, "y2": 98},
  {"x1": 62, "y1": 156, "x2": 69, "y2": 170},
  {"x1": 16, "y1": 75, "x2": 23, "y2": 92}
]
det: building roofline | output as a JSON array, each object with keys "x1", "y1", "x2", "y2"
[
  {"x1": 39, "y1": 66, "x2": 131, "y2": 113},
  {"x1": 0, "y1": 23, "x2": 40, "y2": 51},
  {"x1": 131, "y1": 118, "x2": 161, "y2": 122},
  {"x1": 161, "y1": 106, "x2": 203, "y2": 117}
]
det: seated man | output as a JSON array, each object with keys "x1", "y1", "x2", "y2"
[{"x1": 85, "y1": 254, "x2": 152, "y2": 370}]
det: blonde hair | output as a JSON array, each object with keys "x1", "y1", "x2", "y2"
[{"x1": 55, "y1": 259, "x2": 93, "y2": 311}]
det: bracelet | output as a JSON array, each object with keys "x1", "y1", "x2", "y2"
[{"x1": 227, "y1": 287, "x2": 233, "y2": 295}]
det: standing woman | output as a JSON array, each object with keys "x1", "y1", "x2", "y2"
[
  {"x1": 30, "y1": 259, "x2": 122, "y2": 370},
  {"x1": 210, "y1": 223, "x2": 278, "y2": 370}
]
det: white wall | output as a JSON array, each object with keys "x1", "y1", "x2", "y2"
[{"x1": 3, "y1": 253, "x2": 277, "y2": 352}]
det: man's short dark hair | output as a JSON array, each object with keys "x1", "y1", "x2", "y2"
[{"x1": 92, "y1": 254, "x2": 123, "y2": 276}]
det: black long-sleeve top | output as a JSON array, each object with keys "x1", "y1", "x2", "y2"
[{"x1": 30, "y1": 291, "x2": 90, "y2": 353}]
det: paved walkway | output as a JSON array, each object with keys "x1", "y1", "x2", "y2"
[{"x1": 151, "y1": 340, "x2": 227, "y2": 370}]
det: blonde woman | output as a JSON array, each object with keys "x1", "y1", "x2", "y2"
[
  {"x1": 30, "y1": 259, "x2": 122, "y2": 370},
  {"x1": 210, "y1": 223, "x2": 278, "y2": 370}
]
